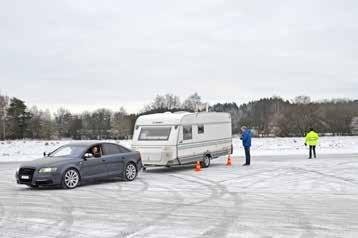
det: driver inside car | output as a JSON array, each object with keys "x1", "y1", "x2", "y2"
[{"x1": 91, "y1": 146, "x2": 101, "y2": 158}]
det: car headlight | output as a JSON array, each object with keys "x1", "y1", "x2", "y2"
[{"x1": 39, "y1": 167, "x2": 58, "y2": 173}]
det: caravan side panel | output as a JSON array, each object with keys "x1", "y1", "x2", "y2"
[{"x1": 177, "y1": 114, "x2": 232, "y2": 164}]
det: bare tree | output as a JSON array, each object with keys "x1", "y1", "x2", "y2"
[
  {"x1": 294, "y1": 95, "x2": 311, "y2": 104},
  {"x1": 144, "y1": 94, "x2": 181, "y2": 112},
  {"x1": 351, "y1": 117, "x2": 358, "y2": 135},
  {"x1": 54, "y1": 108, "x2": 73, "y2": 138},
  {"x1": 0, "y1": 94, "x2": 9, "y2": 140},
  {"x1": 182, "y1": 93, "x2": 205, "y2": 112},
  {"x1": 111, "y1": 109, "x2": 132, "y2": 139}
]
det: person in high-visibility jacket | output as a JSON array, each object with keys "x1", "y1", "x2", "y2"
[{"x1": 305, "y1": 128, "x2": 319, "y2": 159}]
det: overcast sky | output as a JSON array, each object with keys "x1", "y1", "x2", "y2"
[{"x1": 1, "y1": 0, "x2": 357, "y2": 113}]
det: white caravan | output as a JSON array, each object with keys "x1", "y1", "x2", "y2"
[{"x1": 131, "y1": 112, "x2": 232, "y2": 168}]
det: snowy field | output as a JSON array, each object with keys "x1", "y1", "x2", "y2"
[
  {"x1": 0, "y1": 136, "x2": 357, "y2": 162},
  {"x1": 0, "y1": 154, "x2": 357, "y2": 237},
  {"x1": 1, "y1": 136, "x2": 357, "y2": 237}
]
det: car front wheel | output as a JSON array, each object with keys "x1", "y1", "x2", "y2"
[
  {"x1": 124, "y1": 163, "x2": 137, "y2": 181},
  {"x1": 62, "y1": 168, "x2": 80, "y2": 189}
]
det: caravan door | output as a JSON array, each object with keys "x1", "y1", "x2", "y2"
[{"x1": 177, "y1": 125, "x2": 200, "y2": 164}]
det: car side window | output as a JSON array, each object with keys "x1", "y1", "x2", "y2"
[
  {"x1": 102, "y1": 144, "x2": 121, "y2": 155},
  {"x1": 86, "y1": 145, "x2": 102, "y2": 158},
  {"x1": 183, "y1": 125, "x2": 192, "y2": 140},
  {"x1": 118, "y1": 145, "x2": 130, "y2": 153}
]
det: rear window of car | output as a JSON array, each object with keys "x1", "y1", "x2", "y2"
[
  {"x1": 138, "y1": 127, "x2": 172, "y2": 141},
  {"x1": 118, "y1": 145, "x2": 131, "y2": 153},
  {"x1": 102, "y1": 144, "x2": 122, "y2": 155}
]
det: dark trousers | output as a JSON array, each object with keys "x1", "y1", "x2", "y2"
[
  {"x1": 244, "y1": 147, "x2": 251, "y2": 165},
  {"x1": 309, "y1": 145, "x2": 316, "y2": 158}
]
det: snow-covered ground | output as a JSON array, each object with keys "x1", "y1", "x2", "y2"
[
  {"x1": 0, "y1": 136, "x2": 357, "y2": 162},
  {"x1": 0, "y1": 154, "x2": 357, "y2": 237},
  {"x1": 233, "y1": 136, "x2": 358, "y2": 156}
]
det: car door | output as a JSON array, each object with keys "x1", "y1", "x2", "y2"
[
  {"x1": 80, "y1": 144, "x2": 108, "y2": 179},
  {"x1": 101, "y1": 143, "x2": 125, "y2": 177}
]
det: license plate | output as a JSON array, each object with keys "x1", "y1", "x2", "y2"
[{"x1": 21, "y1": 175, "x2": 30, "y2": 179}]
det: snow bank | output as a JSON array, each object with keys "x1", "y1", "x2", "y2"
[
  {"x1": 0, "y1": 140, "x2": 131, "y2": 162},
  {"x1": 233, "y1": 136, "x2": 358, "y2": 157},
  {"x1": 0, "y1": 136, "x2": 357, "y2": 162}
]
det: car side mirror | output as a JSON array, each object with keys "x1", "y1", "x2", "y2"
[{"x1": 84, "y1": 153, "x2": 93, "y2": 160}]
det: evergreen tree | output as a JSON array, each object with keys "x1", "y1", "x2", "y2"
[{"x1": 6, "y1": 97, "x2": 31, "y2": 139}]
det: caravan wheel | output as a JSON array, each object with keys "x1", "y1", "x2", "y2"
[{"x1": 201, "y1": 155, "x2": 211, "y2": 168}]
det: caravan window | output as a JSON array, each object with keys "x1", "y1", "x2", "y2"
[
  {"x1": 198, "y1": 125, "x2": 205, "y2": 134},
  {"x1": 139, "y1": 127, "x2": 172, "y2": 141},
  {"x1": 183, "y1": 125, "x2": 192, "y2": 140}
]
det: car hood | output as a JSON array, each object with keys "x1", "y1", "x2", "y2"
[{"x1": 20, "y1": 156, "x2": 78, "y2": 168}]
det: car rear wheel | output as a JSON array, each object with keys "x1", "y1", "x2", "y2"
[
  {"x1": 124, "y1": 163, "x2": 137, "y2": 181},
  {"x1": 201, "y1": 155, "x2": 211, "y2": 168},
  {"x1": 62, "y1": 168, "x2": 80, "y2": 189}
]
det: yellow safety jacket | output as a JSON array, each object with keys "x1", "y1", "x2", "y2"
[{"x1": 305, "y1": 131, "x2": 319, "y2": 146}]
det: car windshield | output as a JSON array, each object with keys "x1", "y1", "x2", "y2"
[
  {"x1": 138, "y1": 127, "x2": 172, "y2": 141},
  {"x1": 49, "y1": 145, "x2": 86, "y2": 158}
]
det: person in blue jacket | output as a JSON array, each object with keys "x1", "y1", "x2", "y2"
[{"x1": 240, "y1": 126, "x2": 252, "y2": 166}]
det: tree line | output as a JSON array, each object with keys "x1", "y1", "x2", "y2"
[
  {"x1": 210, "y1": 96, "x2": 358, "y2": 136},
  {"x1": 0, "y1": 92, "x2": 357, "y2": 140}
]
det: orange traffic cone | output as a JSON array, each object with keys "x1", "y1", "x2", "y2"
[
  {"x1": 195, "y1": 161, "x2": 201, "y2": 172},
  {"x1": 226, "y1": 153, "x2": 232, "y2": 166}
]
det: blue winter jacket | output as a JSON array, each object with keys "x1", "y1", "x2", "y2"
[{"x1": 241, "y1": 129, "x2": 252, "y2": 148}]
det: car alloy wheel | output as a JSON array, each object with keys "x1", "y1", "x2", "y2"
[
  {"x1": 64, "y1": 169, "x2": 80, "y2": 189},
  {"x1": 125, "y1": 163, "x2": 137, "y2": 181}
]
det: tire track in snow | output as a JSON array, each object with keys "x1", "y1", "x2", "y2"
[
  {"x1": 0, "y1": 169, "x2": 10, "y2": 228},
  {"x1": 169, "y1": 174, "x2": 247, "y2": 238},
  {"x1": 170, "y1": 174, "x2": 221, "y2": 205},
  {"x1": 183, "y1": 174, "x2": 271, "y2": 238},
  {"x1": 83, "y1": 177, "x2": 150, "y2": 201},
  {"x1": 115, "y1": 177, "x2": 150, "y2": 199},
  {"x1": 0, "y1": 200, "x2": 4, "y2": 229},
  {"x1": 292, "y1": 167, "x2": 358, "y2": 185},
  {"x1": 214, "y1": 167, "x2": 317, "y2": 237},
  {"x1": 217, "y1": 168, "x2": 279, "y2": 183},
  {"x1": 0, "y1": 178, "x2": 23, "y2": 238},
  {"x1": 53, "y1": 194, "x2": 75, "y2": 238},
  {"x1": 194, "y1": 178, "x2": 239, "y2": 238},
  {"x1": 218, "y1": 167, "x2": 280, "y2": 191},
  {"x1": 338, "y1": 161, "x2": 358, "y2": 166},
  {"x1": 117, "y1": 183, "x2": 185, "y2": 238},
  {"x1": 120, "y1": 174, "x2": 222, "y2": 238},
  {"x1": 259, "y1": 193, "x2": 317, "y2": 237},
  {"x1": 12, "y1": 190, "x2": 75, "y2": 238}
]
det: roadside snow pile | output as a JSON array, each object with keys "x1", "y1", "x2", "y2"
[
  {"x1": 0, "y1": 140, "x2": 63, "y2": 162},
  {"x1": 0, "y1": 137, "x2": 357, "y2": 162},
  {"x1": 0, "y1": 140, "x2": 131, "y2": 162},
  {"x1": 233, "y1": 136, "x2": 358, "y2": 156}
]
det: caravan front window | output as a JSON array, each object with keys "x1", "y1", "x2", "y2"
[{"x1": 139, "y1": 127, "x2": 172, "y2": 141}]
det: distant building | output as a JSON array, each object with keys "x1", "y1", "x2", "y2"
[{"x1": 351, "y1": 117, "x2": 358, "y2": 135}]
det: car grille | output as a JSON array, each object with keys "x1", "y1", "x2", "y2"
[{"x1": 19, "y1": 168, "x2": 36, "y2": 182}]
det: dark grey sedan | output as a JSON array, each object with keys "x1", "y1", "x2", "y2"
[{"x1": 15, "y1": 142, "x2": 143, "y2": 189}]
